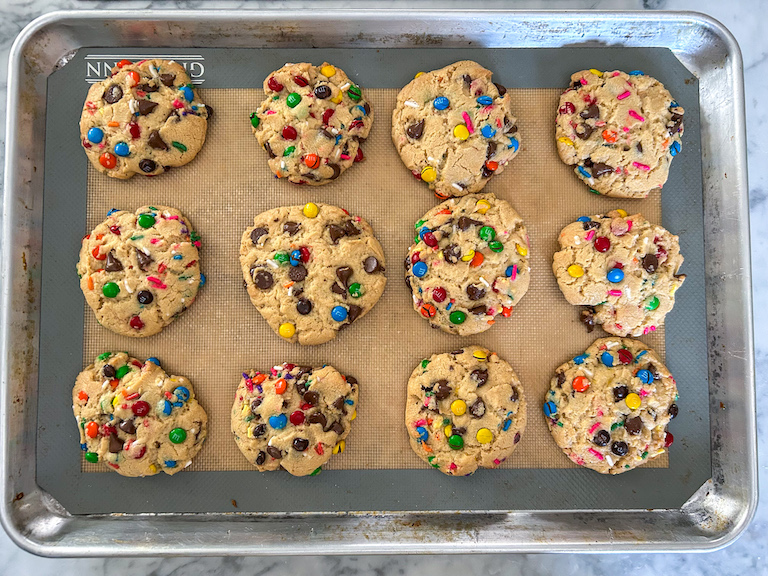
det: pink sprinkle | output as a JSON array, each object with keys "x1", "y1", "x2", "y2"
[
  {"x1": 266, "y1": 110, "x2": 276, "y2": 115},
  {"x1": 340, "y1": 154, "x2": 351, "y2": 160},
  {"x1": 150, "y1": 238, "x2": 159, "y2": 244},
  {"x1": 167, "y1": 215, "x2": 179, "y2": 220},
  {"x1": 632, "y1": 161, "x2": 650, "y2": 171},
  {"x1": 608, "y1": 290, "x2": 623, "y2": 297},
  {"x1": 511, "y1": 264, "x2": 518, "y2": 281},
  {"x1": 643, "y1": 325, "x2": 657, "y2": 335},
  {"x1": 588, "y1": 448, "x2": 604, "y2": 460},
  {"x1": 493, "y1": 459, "x2": 501, "y2": 466},
  {"x1": 487, "y1": 308, "x2": 496, "y2": 316},
  {"x1": 461, "y1": 111, "x2": 475, "y2": 134},
  {"x1": 270, "y1": 367, "x2": 278, "y2": 377},
  {"x1": 172, "y1": 99, "x2": 184, "y2": 109},
  {"x1": 617, "y1": 90, "x2": 631, "y2": 100},
  {"x1": 423, "y1": 398, "x2": 430, "y2": 408},
  {"x1": 193, "y1": 240, "x2": 201, "y2": 248},
  {"x1": 449, "y1": 463, "x2": 458, "y2": 470},
  {"x1": 595, "y1": 120, "x2": 606, "y2": 127},
  {"x1": 580, "y1": 78, "x2": 587, "y2": 85},
  {"x1": 628, "y1": 110, "x2": 645, "y2": 122},
  {"x1": 627, "y1": 220, "x2": 633, "y2": 232},
  {"x1": 622, "y1": 126, "x2": 630, "y2": 132},
  {"x1": 588, "y1": 422, "x2": 600, "y2": 434},
  {"x1": 639, "y1": 389, "x2": 650, "y2": 397},
  {"x1": 414, "y1": 419, "x2": 426, "y2": 427},
  {"x1": 585, "y1": 230, "x2": 596, "y2": 241},
  {"x1": 597, "y1": 409, "x2": 604, "y2": 417},
  {"x1": 245, "y1": 378, "x2": 254, "y2": 392},
  {"x1": 147, "y1": 277, "x2": 167, "y2": 289},
  {"x1": 612, "y1": 72, "x2": 620, "y2": 77},
  {"x1": 136, "y1": 59, "x2": 147, "y2": 65}
]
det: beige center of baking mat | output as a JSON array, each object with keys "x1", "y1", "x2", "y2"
[{"x1": 83, "y1": 88, "x2": 665, "y2": 472}]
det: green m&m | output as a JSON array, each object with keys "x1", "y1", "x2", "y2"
[
  {"x1": 348, "y1": 283, "x2": 364, "y2": 298},
  {"x1": 449, "y1": 310, "x2": 467, "y2": 325},
  {"x1": 137, "y1": 213, "x2": 156, "y2": 229},
  {"x1": 169, "y1": 428, "x2": 187, "y2": 444},
  {"x1": 488, "y1": 240, "x2": 504, "y2": 253},
  {"x1": 645, "y1": 296, "x2": 660, "y2": 311},
  {"x1": 448, "y1": 434, "x2": 464, "y2": 450},
  {"x1": 85, "y1": 452, "x2": 99, "y2": 463},
  {"x1": 478, "y1": 226, "x2": 496, "y2": 242},
  {"x1": 286, "y1": 92, "x2": 301, "y2": 108},
  {"x1": 102, "y1": 282, "x2": 120, "y2": 298},
  {"x1": 348, "y1": 85, "x2": 362, "y2": 102},
  {"x1": 250, "y1": 112, "x2": 260, "y2": 128}
]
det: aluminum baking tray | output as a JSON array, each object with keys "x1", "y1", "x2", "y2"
[{"x1": 1, "y1": 10, "x2": 755, "y2": 555}]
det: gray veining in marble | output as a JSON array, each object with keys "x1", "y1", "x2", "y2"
[{"x1": 0, "y1": 0, "x2": 765, "y2": 573}]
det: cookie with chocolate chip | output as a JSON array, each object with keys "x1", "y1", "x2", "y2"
[
  {"x1": 392, "y1": 60, "x2": 521, "y2": 198},
  {"x1": 232, "y1": 363, "x2": 358, "y2": 476},
  {"x1": 240, "y1": 203, "x2": 386, "y2": 345},
  {"x1": 79, "y1": 59, "x2": 210, "y2": 178},
  {"x1": 552, "y1": 210, "x2": 685, "y2": 337},
  {"x1": 251, "y1": 62, "x2": 373, "y2": 185},
  {"x1": 406, "y1": 346, "x2": 526, "y2": 476},
  {"x1": 73, "y1": 352, "x2": 208, "y2": 477},
  {"x1": 544, "y1": 337, "x2": 678, "y2": 474},
  {"x1": 404, "y1": 193, "x2": 530, "y2": 336},
  {"x1": 76, "y1": 205, "x2": 203, "y2": 337},
  {"x1": 555, "y1": 69, "x2": 684, "y2": 198}
]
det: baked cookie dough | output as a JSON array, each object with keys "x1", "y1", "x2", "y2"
[
  {"x1": 251, "y1": 62, "x2": 372, "y2": 185},
  {"x1": 77, "y1": 205, "x2": 203, "y2": 337},
  {"x1": 405, "y1": 346, "x2": 526, "y2": 476},
  {"x1": 232, "y1": 363, "x2": 358, "y2": 476},
  {"x1": 543, "y1": 337, "x2": 678, "y2": 474},
  {"x1": 552, "y1": 210, "x2": 685, "y2": 337},
  {"x1": 73, "y1": 352, "x2": 208, "y2": 477},
  {"x1": 555, "y1": 69, "x2": 684, "y2": 198},
  {"x1": 404, "y1": 193, "x2": 530, "y2": 336},
  {"x1": 392, "y1": 60, "x2": 521, "y2": 198},
  {"x1": 80, "y1": 59, "x2": 210, "y2": 178},
  {"x1": 240, "y1": 202, "x2": 386, "y2": 345}
]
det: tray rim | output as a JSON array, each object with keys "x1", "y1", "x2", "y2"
[{"x1": 0, "y1": 8, "x2": 756, "y2": 556}]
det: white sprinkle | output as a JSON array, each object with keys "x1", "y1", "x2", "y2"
[
  {"x1": 340, "y1": 82, "x2": 351, "y2": 91},
  {"x1": 479, "y1": 277, "x2": 490, "y2": 288},
  {"x1": 124, "y1": 280, "x2": 134, "y2": 294},
  {"x1": 288, "y1": 286, "x2": 294, "y2": 297},
  {"x1": 184, "y1": 460, "x2": 192, "y2": 468},
  {"x1": 128, "y1": 99, "x2": 137, "y2": 114},
  {"x1": 142, "y1": 247, "x2": 150, "y2": 255},
  {"x1": 452, "y1": 183, "x2": 463, "y2": 191},
  {"x1": 149, "y1": 65, "x2": 159, "y2": 79},
  {"x1": 331, "y1": 127, "x2": 339, "y2": 135},
  {"x1": 404, "y1": 100, "x2": 419, "y2": 108},
  {"x1": 427, "y1": 157, "x2": 436, "y2": 163},
  {"x1": 280, "y1": 161, "x2": 286, "y2": 170},
  {"x1": 168, "y1": 60, "x2": 176, "y2": 65},
  {"x1": 574, "y1": 237, "x2": 581, "y2": 246},
  {"x1": 605, "y1": 454, "x2": 615, "y2": 466},
  {"x1": 267, "y1": 260, "x2": 279, "y2": 269},
  {"x1": 606, "y1": 340, "x2": 619, "y2": 349},
  {"x1": 163, "y1": 211, "x2": 171, "y2": 218}
]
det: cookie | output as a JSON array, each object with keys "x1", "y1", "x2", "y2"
[
  {"x1": 77, "y1": 205, "x2": 203, "y2": 338},
  {"x1": 72, "y1": 353, "x2": 208, "y2": 477},
  {"x1": 552, "y1": 210, "x2": 685, "y2": 337},
  {"x1": 405, "y1": 346, "x2": 526, "y2": 476},
  {"x1": 232, "y1": 363, "x2": 358, "y2": 476},
  {"x1": 555, "y1": 69, "x2": 684, "y2": 198},
  {"x1": 392, "y1": 60, "x2": 521, "y2": 199},
  {"x1": 80, "y1": 59, "x2": 210, "y2": 179},
  {"x1": 250, "y1": 62, "x2": 372, "y2": 185},
  {"x1": 240, "y1": 202, "x2": 386, "y2": 345},
  {"x1": 543, "y1": 337, "x2": 678, "y2": 474},
  {"x1": 404, "y1": 193, "x2": 530, "y2": 336}
]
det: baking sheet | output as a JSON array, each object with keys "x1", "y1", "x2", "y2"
[{"x1": 37, "y1": 47, "x2": 709, "y2": 514}]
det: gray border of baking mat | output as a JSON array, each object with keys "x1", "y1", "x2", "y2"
[{"x1": 37, "y1": 47, "x2": 708, "y2": 514}]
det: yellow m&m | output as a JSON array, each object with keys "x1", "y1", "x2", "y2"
[
  {"x1": 444, "y1": 424, "x2": 453, "y2": 438},
  {"x1": 476, "y1": 428, "x2": 493, "y2": 444},
  {"x1": 453, "y1": 125, "x2": 470, "y2": 140},
  {"x1": 421, "y1": 166, "x2": 437, "y2": 183},
  {"x1": 616, "y1": 209, "x2": 628, "y2": 217},
  {"x1": 568, "y1": 264, "x2": 585, "y2": 278},
  {"x1": 472, "y1": 350, "x2": 488, "y2": 361},
  {"x1": 625, "y1": 393, "x2": 642, "y2": 410},
  {"x1": 333, "y1": 440, "x2": 345, "y2": 454},
  {"x1": 278, "y1": 322, "x2": 296, "y2": 339},
  {"x1": 303, "y1": 202, "x2": 319, "y2": 218},
  {"x1": 516, "y1": 244, "x2": 528, "y2": 257},
  {"x1": 321, "y1": 65, "x2": 336, "y2": 77},
  {"x1": 589, "y1": 68, "x2": 604, "y2": 77},
  {"x1": 558, "y1": 136, "x2": 575, "y2": 146},
  {"x1": 461, "y1": 249, "x2": 475, "y2": 262},
  {"x1": 475, "y1": 199, "x2": 491, "y2": 214},
  {"x1": 451, "y1": 399, "x2": 467, "y2": 416}
]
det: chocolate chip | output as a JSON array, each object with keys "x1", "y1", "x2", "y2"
[
  {"x1": 580, "y1": 307, "x2": 596, "y2": 332},
  {"x1": 486, "y1": 142, "x2": 498, "y2": 160},
  {"x1": 481, "y1": 165, "x2": 493, "y2": 178},
  {"x1": 314, "y1": 85, "x2": 332, "y2": 99},
  {"x1": 256, "y1": 451, "x2": 266, "y2": 465},
  {"x1": 138, "y1": 100, "x2": 158, "y2": 116},
  {"x1": 137, "y1": 290, "x2": 153, "y2": 305},
  {"x1": 668, "y1": 403, "x2": 678, "y2": 419},
  {"x1": 442, "y1": 244, "x2": 461, "y2": 264},
  {"x1": 613, "y1": 385, "x2": 629, "y2": 402},
  {"x1": 458, "y1": 216, "x2": 482, "y2": 230},
  {"x1": 469, "y1": 398, "x2": 485, "y2": 418},
  {"x1": 466, "y1": 284, "x2": 486, "y2": 300},
  {"x1": 505, "y1": 123, "x2": 518, "y2": 134},
  {"x1": 510, "y1": 387, "x2": 519, "y2": 402},
  {"x1": 118, "y1": 419, "x2": 136, "y2": 434},
  {"x1": 107, "y1": 434, "x2": 123, "y2": 453},
  {"x1": 308, "y1": 412, "x2": 326, "y2": 428},
  {"x1": 159, "y1": 73, "x2": 175, "y2": 87},
  {"x1": 642, "y1": 254, "x2": 658, "y2": 274},
  {"x1": 252, "y1": 424, "x2": 266, "y2": 437},
  {"x1": 250, "y1": 227, "x2": 268, "y2": 244},
  {"x1": 556, "y1": 372, "x2": 566, "y2": 388},
  {"x1": 493, "y1": 82, "x2": 507, "y2": 96},
  {"x1": 293, "y1": 438, "x2": 309, "y2": 451},
  {"x1": 264, "y1": 142, "x2": 276, "y2": 158},
  {"x1": 580, "y1": 103, "x2": 600, "y2": 119},
  {"x1": 103, "y1": 84, "x2": 123, "y2": 104},
  {"x1": 330, "y1": 422, "x2": 344, "y2": 435},
  {"x1": 295, "y1": 379, "x2": 310, "y2": 395},
  {"x1": 514, "y1": 432, "x2": 521, "y2": 444},
  {"x1": 470, "y1": 305, "x2": 487, "y2": 315},
  {"x1": 266, "y1": 446, "x2": 282, "y2": 459},
  {"x1": 104, "y1": 251, "x2": 123, "y2": 272},
  {"x1": 593, "y1": 430, "x2": 610, "y2": 446},
  {"x1": 462, "y1": 74, "x2": 472, "y2": 86},
  {"x1": 283, "y1": 221, "x2": 300, "y2": 235},
  {"x1": 583, "y1": 220, "x2": 600, "y2": 230},
  {"x1": 296, "y1": 298, "x2": 312, "y2": 315},
  {"x1": 343, "y1": 220, "x2": 360, "y2": 236},
  {"x1": 363, "y1": 256, "x2": 382, "y2": 273},
  {"x1": 136, "y1": 248, "x2": 153, "y2": 271},
  {"x1": 611, "y1": 441, "x2": 629, "y2": 456},
  {"x1": 328, "y1": 163, "x2": 341, "y2": 180},
  {"x1": 625, "y1": 416, "x2": 643, "y2": 435},
  {"x1": 470, "y1": 369, "x2": 488, "y2": 387},
  {"x1": 328, "y1": 224, "x2": 345, "y2": 244},
  {"x1": 336, "y1": 266, "x2": 353, "y2": 287},
  {"x1": 670, "y1": 113, "x2": 684, "y2": 134},
  {"x1": 346, "y1": 375, "x2": 358, "y2": 387},
  {"x1": 592, "y1": 162, "x2": 613, "y2": 177},
  {"x1": 321, "y1": 128, "x2": 335, "y2": 140},
  {"x1": 347, "y1": 305, "x2": 362, "y2": 323},
  {"x1": 254, "y1": 270, "x2": 274, "y2": 290},
  {"x1": 406, "y1": 119, "x2": 425, "y2": 139},
  {"x1": 636, "y1": 142, "x2": 643, "y2": 154},
  {"x1": 138, "y1": 159, "x2": 156, "y2": 173},
  {"x1": 452, "y1": 426, "x2": 466, "y2": 436},
  {"x1": 575, "y1": 123, "x2": 594, "y2": 140},
  {"x1": 451, "y1": 349, "x2": 464, "y2": 355},
  {"x1": 331, "y1": 282, "x2": 347, "y2": 297},
  {"x1": 434, "y1": 380, "x2": 452, "y2": 400},
  {"x1": 300, "y1": 391, "x2": 317, "y2": 407},
  {"x1": 289, "y1": 264, "x2": 307, "y2": 282},
  {"x1": 251, "y1": 397, "x2": 262, "y2": 411},
  {"x1": 136, "y1": 82, "x2": 158, "y2": 93},
  {"x1": 148, "y1": 130, "x2": 168, "y2": 150},
  {"x1": 332, "y1": 397, "x2": 345, "y2": 410}
]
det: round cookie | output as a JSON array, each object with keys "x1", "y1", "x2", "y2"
[
  {"x1": 405, "y1": 346, "x2": 527, "y2": 476},
  {"x1": 240, "y1": 202, "x2": 386, "y2": 345},
  {"x1": 77, "y1": 205, "x2": 203, "y2": 338},
  {"x1": 552, "y1": 210, "x2": 685, "y2": 337},
  {"x1": 232, "y1": 363, "x2": 358, "y2": 476},
  {"x1": 555, "y1": 69, "x2": 684, "y2": 198},
  {"x1": 80, "y1": 59, "x2": 210, "y2": 179},
  {"x1": 543, "y1": 337, "x2": 678, "y2": 474},
  {"x1": 72, "y1": 352, "x2": 208, "y2": 477},
  {"x1": 251, "y1": 62, "x2": 372, "y2": 185},
  {"x1": 404, "y1": 193, "x2": 530, "y2": 336},
  {"x1": 392, "y1": 60, "x2": 521, "y2": 198}
]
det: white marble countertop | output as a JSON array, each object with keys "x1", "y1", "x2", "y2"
[{"x1": 0, "y1": 0, "x2": 765, "y2": 573}]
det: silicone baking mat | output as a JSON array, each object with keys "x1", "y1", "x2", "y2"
[{"x1": 37, "y1": 48, "x2": 709, "y2": 514}]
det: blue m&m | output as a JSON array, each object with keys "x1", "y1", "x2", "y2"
[
  {"x1": 481, "y1": 125, "x2": 497, "y2": 138},
  {"x1": 607, "y1": 268, "x2": 624, "y2": 283},
  {"x1": 433, "y1": 96, "x2": 450, "y2": 110},
  {"x1": 476, "y1": 95, "x2": 493, "y2": 106},
  {"x1": 543, "y1": 401, "x2": 557, "y2": 417},
  {"x1": 331, "y1": 306, "x2": 348, "y2": 322},
  {"x1": 412, "y1": 261, "x2": 428, "y2": 277},
  {"x1": 268, "y1": 414, "x2": 287, "y2": 429},
  {"x1": 87, "y1": 127, "x2": 104, "y2": 143},
  {"x1": 113, "y1": 142, "x2": 130, "y2": 157}
]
